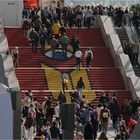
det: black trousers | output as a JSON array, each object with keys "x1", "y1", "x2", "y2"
[
  {"x1": 76, "y1": 58, "x2": 81, "y2": 70},
  {"x1": 132, "y1": 53, "x2": 138, "y2": 66},
  {"x1": 62, "y1": 82, "x2": 66, "y2": 94},
  {"x1": 86, "y1": 58, "x2": 91, "y2": 68}
]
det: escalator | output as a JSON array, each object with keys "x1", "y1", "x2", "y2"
[{"x1": 115, "y1": 25, "x2": 140, "y2": 77}]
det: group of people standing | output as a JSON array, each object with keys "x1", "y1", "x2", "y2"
[
  {"x1": 22, "y1": 6, "x2": 94, "y2": 70},
  {"x1": 60, "y1": 71, "x2": 85, "y2": 99},
  {"x1": 21, "y1": 88, "x2": 140, "y2": 140},
  {"x1": 123, "y1": 40, "x2": 139, "y2": 67}
]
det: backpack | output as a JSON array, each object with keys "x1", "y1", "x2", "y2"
[
  {"x1": 87, "y1": 51, "x2": 91, "y2": 59},
  {"x1": 102, "y1": 110, "x2": 109, "y2": 120},
  {"x1": 60, "y1": 35, "x2": 68, "y2": 46}
]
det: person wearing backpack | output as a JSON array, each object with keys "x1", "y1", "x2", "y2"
[
  {"x1": 99, "y1": 104, "x2": 111, "y2": 134},
  {"x1": 59, "y1": 33, "x2": 69, "y2": 58},
  {"x1": 84, "y1": 48, "x2": 93, "y2": 71}
]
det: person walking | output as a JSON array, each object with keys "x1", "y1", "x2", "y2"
[
  {"x1": 75, "y1": 49, "x2": 82, "y2": 70},
  {"x1": 59, "y1": 33, "x2": 69, "y2": 58},
  {"x1": 12, "y1": 46, "x2": 19, "y2": 67},
  {"x1": 50, "y1": 121, "x2": 61, "y2": 139},
  {"x1": 99, "y1": 104, "x2": 111, "y2": 134},
  {"x1": 76, "y1": 77, "x2": 85, "y2": 98},
  {"x1": 132, "y1": 43, "x2": 139, "y2": 66},
  {"x1": 71, "y1": 34, "x2": 80, "y2": 54},
  {"x1": 84, "y1": 6, "x2": 93, "y2": 28},
  {"x1": 29, "y1": 28, "x2": 39, "y2": 53},
  {"x1": 57, "y1": 90, "x2": 66, "y2": 104},
  {"x1": 39, "y1": 33, "x2": 46, "y2": 54},
  {"x1": 60, "y1": 71, "x2": 68, "y2": 94},
  {"x1": 84, "y1": 48, "x2": 93, "y2": 70},
  {"x1": 52, "y1": 20, "x2": 61, "y2": 39},
  {"x1": 84, "y1": 121, "x2": 94, "y2": 140},
  {"x1": 50, "y1": 35, "x2": 59, "y2": 59}
]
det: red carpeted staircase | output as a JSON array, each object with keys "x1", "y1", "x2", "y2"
[
  {"x1": 15, "y1": 68, "x2": 47, "y2": 90},
  {"x1": 9, "y1": 47, "x2": 114, "y2": 68},
  {"x1": 66, "y1": 28, "x2": 105, "y2": 47},
  {"x1": 4, "y1": 28, "x2": 29, "y2": 46},
  {"x1": 5, "y1": 28, "x2": 132, "y2": 107},
  {"x1": 89, "y1": 67, "x2": 125, "y2": 90}
]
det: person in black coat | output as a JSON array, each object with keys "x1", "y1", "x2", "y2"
[
  {"x1": 91, "y1": 114, "x2": 99, "y2": 140},
  {"x1": 50, "y1": 121, "x2": 61, "y2": 139},
  {"x1": 84, "y1": 121, "x2": 94, "y2": 140},
  {"x1": 57, "y1": 91, "x2": 66, "y2": 104}
]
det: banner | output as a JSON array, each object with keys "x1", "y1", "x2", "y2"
[{"x1": 23, "y1": 0, "x2": 39, "y2": 8}]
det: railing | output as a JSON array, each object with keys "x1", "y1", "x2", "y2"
[
  {"x1": 0, "y1": 16, "x2": 21, "y2": 140},
  {"x1": 0, "y1": 17, "x2": 20, "y2": 90},
  {"x1": 124, "y1": 23, "x2": 140, "y2": 65},
  {"x1": 0, "y1": 17, "x2": 7, "y2": 85}
]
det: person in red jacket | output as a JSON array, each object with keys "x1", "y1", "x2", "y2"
[{"x1": 127, "y1": 116, "x2": 137, "y2": 133}]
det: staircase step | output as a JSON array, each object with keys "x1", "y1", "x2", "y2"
[{"x1": 5, "y1": 27, "x2": 132, "y2": 107}]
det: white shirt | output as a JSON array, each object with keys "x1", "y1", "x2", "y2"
[
  {"x1": 75, "y1": 50, "x2": 82, "y2": 58},
  {"x1": 60, "y1": 73, "x2": 68, "y2": 82},
  {"x1": 84, "y1": 50, "x2": 93, "y2": 59},
  {"x1": 84, "y1": 9, "x2": 93, "y2": 18}
]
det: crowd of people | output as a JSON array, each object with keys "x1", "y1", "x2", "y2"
[
  {"x1": 20, "y1": 4, "x2": 140, "y2": 66},
  {"x1": 22, "y1": 4, "x2": 140, "y2": 30},
  {"x1": 17, "y1": 6, "x2": 96, "y2": 70},
  {"x1": 19, "y1": 4, "x2": 140, "y2": 140},
  {"x1": 21, "y1": 88, "x2": 140, "y2": 140},
  {"x1": 122, "y1": 40, "x2": 139, "y2": 67}
]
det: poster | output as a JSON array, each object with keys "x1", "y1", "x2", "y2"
[{"x1": 23, "y1": 0, "x2": 39, "y2": 8}]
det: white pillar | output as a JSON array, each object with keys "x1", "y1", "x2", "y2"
[{"x1": 17, "y1": 0, "x2": 24, "y2": 27}]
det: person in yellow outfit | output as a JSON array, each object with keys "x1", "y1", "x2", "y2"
[{"x1": 52, "y1": 20, "x2": 61, "y2": 39}]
